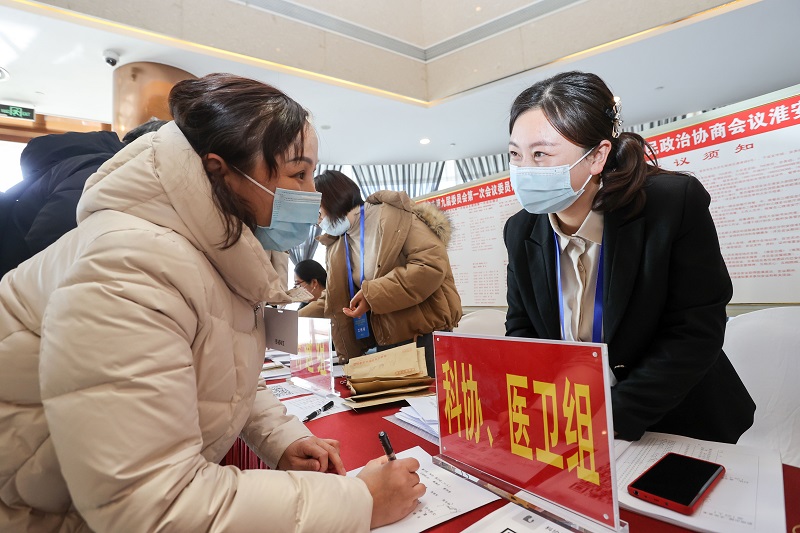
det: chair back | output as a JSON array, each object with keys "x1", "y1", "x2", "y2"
[
  {"x1": 723, "y1": 307, "x2": 800, "y2": 467},
  {"x1": 453, "y1": 309, "x2": 507, "y2": 337}
]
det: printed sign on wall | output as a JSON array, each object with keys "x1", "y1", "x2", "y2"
[
  {"x1": 644, "y1": 89, "x2": 800, "y2": 303},
  {"x1": 421, "y1": 178, "x2": 518, "y2": 307}
]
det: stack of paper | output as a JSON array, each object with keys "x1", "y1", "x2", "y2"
[
  {"x1": 343, "y1": 343, "x2": 434, "y2": 408},
  {"x1": 260, "y1": 358, "x2": 290, "y2": 380},
  {"x1": 396, "y1": 396, "x2": 439, "y2": 439},
  {"x1": 265, "y1": 349, "x2": 292, "y2": 364}
]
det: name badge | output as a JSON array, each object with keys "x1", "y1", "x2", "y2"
[{"x1": 353, "y1": 314, "x2": 370, "y2": 340}]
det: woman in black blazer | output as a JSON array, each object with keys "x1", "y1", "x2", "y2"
[{"x1": 503, "y1": 71, "x2": 754, "y2": 443}]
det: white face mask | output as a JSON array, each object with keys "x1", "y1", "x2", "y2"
[
  {"x1": 509, "y1": 147, "x2": 595, "y2": 214},
  {"x1": 320, "y1": 215, "x2": 351, "y2": 236}
]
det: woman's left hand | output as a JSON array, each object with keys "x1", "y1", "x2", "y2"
[
  {"x1": 343, "y1": 290, "x2": 371, "y2": 318},
  {"x1": 277, "y1": 436, "x2": 346, "y2": 475}
]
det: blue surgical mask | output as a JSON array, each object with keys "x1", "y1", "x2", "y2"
[
  {"x1": 239, "y1": 171, "x2": 321, "y2": 251},
  {"x1": 320, "y1": 215, "x2": 351, "y2": 236},
  {"x1": 510, "y1": 148, "x2": 595, "y2": 214}
]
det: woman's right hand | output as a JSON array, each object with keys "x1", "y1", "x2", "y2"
[
  {"x1": 356, "y1": 456, "x2": 426, "y2": 528},
  {"x1": 343, "y1": 289, "x2": 371, "y2": 318}
]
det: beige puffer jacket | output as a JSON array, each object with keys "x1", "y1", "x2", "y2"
[
  {"x1": 318, "y1": 191, "x2": 462, "y2": 361},
  {"x1": 0, "y1": 122, "x2": 372, "y2": 532}
]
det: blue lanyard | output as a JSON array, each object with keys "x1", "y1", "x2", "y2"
[
  {"x1": 553, "y1": 231, "x2": 604, "y2": 343},
  {"x1": 343, "y1": 205, "x2": 366, "y2": 299}
]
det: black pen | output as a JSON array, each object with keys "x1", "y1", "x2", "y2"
[
  {"x1": 378, "y1": 431, "x2": 396, "y2": 461},
  {"x1": 302, "y1": 400, "x2": 334, "y2": 422}
]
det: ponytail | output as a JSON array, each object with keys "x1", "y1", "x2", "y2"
[{"x1": 593, "y1": 131, "x2": 680, "y2": 217}]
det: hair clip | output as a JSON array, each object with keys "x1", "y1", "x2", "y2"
[{"x1": 610, "y1": 96, "x2": 623, "y2": 138}]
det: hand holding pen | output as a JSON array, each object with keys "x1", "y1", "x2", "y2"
[
  {"x1": 354, "y1": 430, "x2": 427, "y2": 528},
  {"x1": 379, "y1": 431, "x2": 396, "y2": 460}
]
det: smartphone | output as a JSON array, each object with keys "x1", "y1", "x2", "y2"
[{"x1": 627, "y1": 452, "x2": 725, "y2": 515}]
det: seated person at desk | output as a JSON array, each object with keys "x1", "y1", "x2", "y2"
[
  {"x1": 503, "y1": 71, "x2": 755, "y2": 444},
  {"x1": 295, "y1": 258, "x2": 327, "y2": 313},
  {"x1": 312, "y1": 170, "x2": 462, "y2": 370},
  {"x1": 0, "y1": 74, "x2": 423, "y2": 532}
]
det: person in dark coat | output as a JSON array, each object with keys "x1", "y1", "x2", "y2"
[
  {"x1": 503, "y1": 71, "x2": 755, "y2": 444},
  {"x1": 0, "y1": 120, "x2": 166, "y2": 277}
]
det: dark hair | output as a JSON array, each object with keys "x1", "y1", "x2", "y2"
[
  {"x1": 122, "y1": 118, "x2": 168, "y2": 145},
  {"x1": 510, "y1": 71, "x2": 678, "y2": 216},
  {"x1": 294, "y1": 259, "x2": 327, "y2": 288},
  {"x1": 314, "y1": 170, "x2": 364, "y2": 223},
  {"x1": 169, "y1": 73, "x2": 309, "y2": 248}
]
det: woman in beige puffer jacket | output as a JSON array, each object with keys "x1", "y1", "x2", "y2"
[{"x1": 0, "y1": 74, "x2": 423, "y2": 532}]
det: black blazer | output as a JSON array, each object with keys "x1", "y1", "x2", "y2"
[{"x1": 503, "y1": 173, "x2": 754, "y2": 443}]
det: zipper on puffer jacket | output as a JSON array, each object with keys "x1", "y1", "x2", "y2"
[{"x1": 253, "y1": 303, "x2": 262, "y2": 330}]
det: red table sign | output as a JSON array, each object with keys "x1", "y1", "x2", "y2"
[{"x1": 434, "y1": 332, "x2": 618, "y2": 530}]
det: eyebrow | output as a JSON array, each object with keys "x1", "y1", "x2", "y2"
[
  {"x1": 508, "y1": 140, "x2": 559, "y2": 149},
  {"x1": 288, "y1": 155, "x2": 315, "y2": 165}
]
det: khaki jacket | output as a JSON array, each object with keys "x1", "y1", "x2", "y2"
[
  {"x1": 318, "y1": 191, "x2": 462, "y2": 361},
  {"x1": 0, "y1": 122, "x2": 372, "y2": 532}
]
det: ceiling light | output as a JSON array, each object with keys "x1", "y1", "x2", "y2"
[
  {"x1": 475, "y1": 6, "x2": 482, "y2": 12},
  {"x1": 419, "y1": 138, "x2": 430, "y2": 145},
  {"x1": 0, "y1": 67, "x2": 10, "y2": 82}
]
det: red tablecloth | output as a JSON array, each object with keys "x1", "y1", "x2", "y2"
[{"x1": 224, "y1": 382, "x2": 800, "y2": 532}]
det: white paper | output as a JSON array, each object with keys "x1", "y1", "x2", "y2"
[
  {"x1": 267, "y1": 382, "x2": 312, "y2": 400},
  {"x1": 461, "y1": 502, "x2": 574, "y2": 533},
  {"x1": 332, "y1": 364, "x2": 345, "y2": 378},
  {"x1": 396, "y1": 411, "x2": 439, "y2": 437},
  {"x1": 348, "y1": 446, "x2": 499, "y2": 532},
  {"x1": 397, "y1": 408, "x2": 439, "y2": 437},
  {"x1": 384, "y1": 415, "x2": 439, "y2": 446},
  {"x1": 260, "y1": 364, "x2": 291, "y2": 380},
  {"x1": 405, "y1": 395, "x2": 439, "y2": 424},
  {"x1": 616, "y1": 432, "x2": 785, "y2": 533},
  {"x1": 266, "y1": 349, "x2": 293, "y2": 364},
  {"x1": 281, "y1": 394, "x2": 349, "y2": 421},
  {"x1": 614, "y1": 438, "x2": 633, "y2": 460}
]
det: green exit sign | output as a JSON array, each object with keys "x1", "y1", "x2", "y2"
[{"x1": 0, "y1": 104, "x2": 35, "y2": 121}]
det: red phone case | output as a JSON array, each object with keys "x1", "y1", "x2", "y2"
[{"x1": 627, "y1": 453, "x2": 726, "y2": 515}]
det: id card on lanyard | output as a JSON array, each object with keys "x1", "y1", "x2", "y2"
[
  {"x1": 554, "y1": 231, "x2": 604, "y2": 344},
  {"x1": 344, "y1": 205, "x2": 370, "y2": 340}
]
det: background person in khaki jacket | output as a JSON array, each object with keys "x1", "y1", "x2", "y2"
[
  {"x1": 309, "y1": 170, "x2": 462, "y2": 373},
  {"x1": 0, "y1": 74, "x2": 423, "y2": 532}
]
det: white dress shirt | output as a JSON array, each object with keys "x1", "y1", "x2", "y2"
[
  {"x1": 548, "y1": 210, "x2": 604, "y2": 343},
  {"x1": 344, "y1": 202, "x2": 380, "y2": 288}
]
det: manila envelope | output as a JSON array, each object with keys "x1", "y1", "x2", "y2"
[
  {"x1": 343, "y1": 342, "x2": 422, "y2": 379},
  {"x1": 348, "y1": 376, "x2": 435, "y2": 395}
]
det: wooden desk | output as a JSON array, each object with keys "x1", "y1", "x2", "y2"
[{"x1": 226, "y1": 384, "x2": 800, "y2": 532}]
